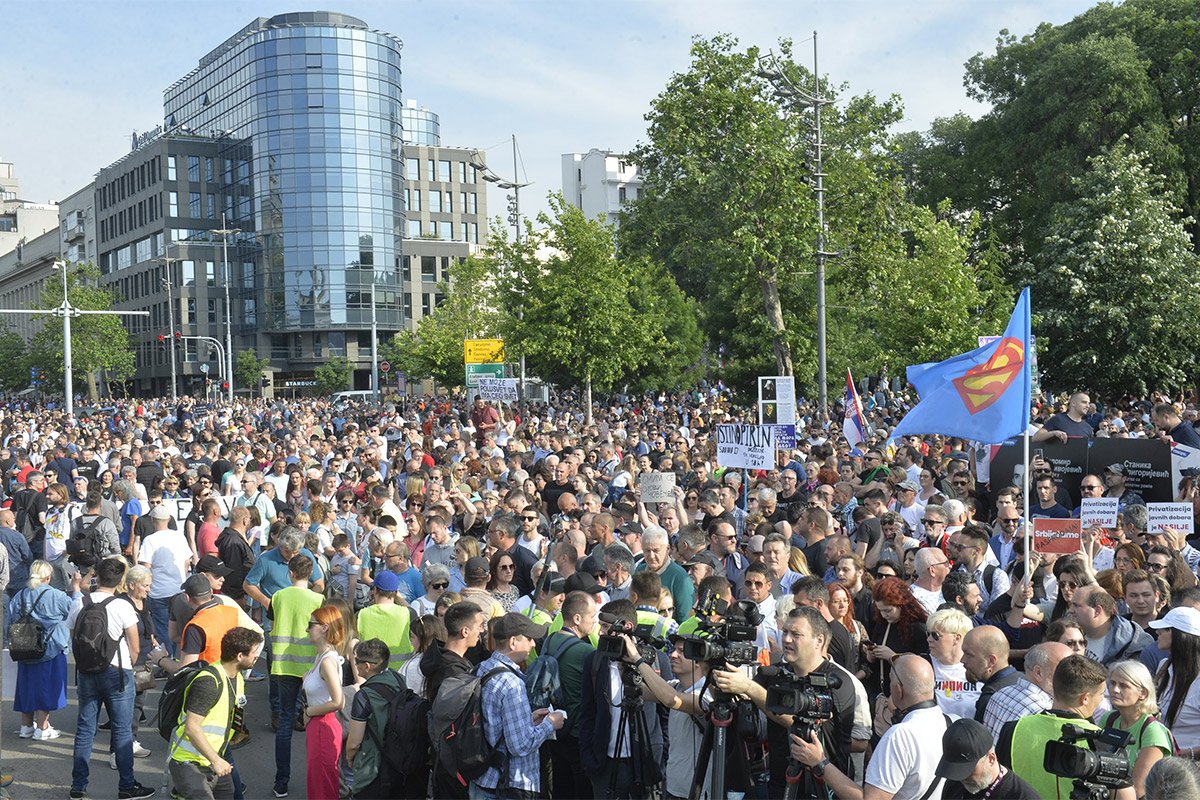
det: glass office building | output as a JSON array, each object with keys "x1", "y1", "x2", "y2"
[{"x1": 162, "y1": 12, "x2": 404, "y2": 385}]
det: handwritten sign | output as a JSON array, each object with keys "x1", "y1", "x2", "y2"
[
  {"x1": 478, "y1": 377, "x2": 518, "y2": 403},
  {"x1": 772, "y1": 424, "x2": 797, "y2": 451},
  {"x1": 639, "y1": 472, "x2": 676, "y2": 505},
  {"x1": 716, "y1": 424, "x2": 777, "y2": 470},
  {"x1": 1033, "y1": 518, "x2": 1082, "y2": 554},
  {"x1": 1079, "y1": 498, "x2": 1119, "y2": 529},
  {"x1": 1147, "y1": 502, "x2": 1195, "y2": 535}
]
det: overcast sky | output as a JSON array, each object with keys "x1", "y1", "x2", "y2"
[{"x1": 3, "y1": 0, "x2": 1096, "y2": 221}]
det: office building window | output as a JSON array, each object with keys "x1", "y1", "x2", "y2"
[
  {"x1": 207, "y1": 195, "x2": 216, "y2": 218},
  {"x1": 206, "y1": 261, "x2": 215, "y2": 287},
  {"x1": 470, "y1": 223, "x2": 479, "y2": 244},
  {"x1": 182, "y1": 260, "x2": 195, "y2": 286},
  {"x1": 169, "y1": 191, "x2": 178, "y2": 216},
  {"x1": 208, "y1": 299, "x2": 217, "y2": 324},
  {"x1": 469, "y1": 193, "x2": 478, "y2": 213},
  {"x1": 401, "y1": 255, "x2": 411, "y2": 282},
  {"x1": 428, "y1": 159, "x2": 436, "y2": 182},
  {"x1": 619, "y1": 186, "x2": 627, "y2": 203},
  {"x1": 427, "y1": 220, "x2": 438, "y2": 238},
  {"x1": 428, "y1": 191, "x2": 441, "y2": 213},
  {"x1": 410, "y1": 189, "x2": 421, "y2": 212},
  {"x1": 186, "y1": 297, "x2": 196, "y2": 324},
  {"x1": 407, "y1": 219, "x2": 421, "y2": 237},
  {"x1": 205, "y1": 158, "x2": 214, "y2": 182},
  {"x1": 445, "y1": 191, "x2": 454, "y2": 213},
  {"x1": 460, "y1": 222, "x2": 468, "y2": 242},
  {"x1": 188, "y1": 156, "x2": 200, "y2": 182},
  {"x1": 421, "y1": 256, "x2": 437, "y2": 281},
  {"x1": 166, "y1": 157, "x2": 176, "y2": 181},
  {"x1": 189, "y1": 192, "x2": 201, "y2": 217},
  {"x1": 439, "y1": 160, "x2": 451, "y2": 182},
  {"x1": 459, "y1": 162, "x2": 467, "y2": 183},
  {"x1": 406, "y1": 158, "x2": 419, "y2": 180}
]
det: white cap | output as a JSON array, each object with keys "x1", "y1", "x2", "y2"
[{"x1": 1149, "y1": 606, "x2": 1200, "y2": 636}]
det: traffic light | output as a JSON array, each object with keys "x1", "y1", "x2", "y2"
[
  {"x1": 156, "y1": 334, "x2": 167, "y2": 350},
  {"x1": 174, "y1": 331, "x2": 183, "y2": 350},
  {"x1": 221, "y1": 381, "x2": 230, "y2": 391}
]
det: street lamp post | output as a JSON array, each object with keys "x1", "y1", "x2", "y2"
[
  {"x1": 370, "y1": 282, "x2": 379, "y2": 406},
  {"x1": 213, "y1": 215, "x2": 240, "y2": 404},
  {"x1": 156, "y1": 255, "x2": 180, "y2": 402}
]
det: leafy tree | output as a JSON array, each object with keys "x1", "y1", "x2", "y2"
[
  {"x1": 27, "y1": 262, "x2": 134, "y2": 400},
  {"x1": 0, "y1": 325, "x2": 29, "y2": 393},
  {"x1": 234, "y1": 350, "x2": 270, "y2": 395},
  {"x1": 1033, "y1": 140, "x2": 1200, "y2": 395},
  {"x1": 314, "y1": 355, "x2": 353, "y2": 396}
]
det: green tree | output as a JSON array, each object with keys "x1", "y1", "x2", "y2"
[
  {"x1": 1033, "y1": 140, "x2": 1200, "y2": 395},
  {"x1": 234, "y1": 350, "x2": 270, "y2": 395},
  {"x1": 0, "y1": 325, "x2": 29, "y2": 393},
  {"x1": 27, "y1": 262, "x2": 134, "y2": 400},
  {"x1": 314, "y1": 355, "x2": 353, "y2": 396}
]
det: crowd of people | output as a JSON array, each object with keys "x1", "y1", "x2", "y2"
[{"x1": 2, "y1": 387, "x2": 1200, "y2": 799}]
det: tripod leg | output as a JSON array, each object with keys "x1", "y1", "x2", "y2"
[{"x1": 689, "y1": 715, "x2": 715, "y2": 800}]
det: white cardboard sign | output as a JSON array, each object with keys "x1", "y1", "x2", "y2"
[
  {"x1": 478, "y1": 377, "x2": 518, "y2": 402},
  {"x1": 1079, "y1": 497, "x2": 1119, "y2": 529},
  {"x1": 639, "y1": 472, "x2": 676, "y2": 505},
  {"x1": 716, "y1": 424, "x2": 777, "y2": 470},
  {"x1": 1147, "y1": 502, "x2": 1195, "y2": 535}
]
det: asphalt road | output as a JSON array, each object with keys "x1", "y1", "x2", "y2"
[{"x1": 3, "y1": 658, "x2": 310, "y2": 800}]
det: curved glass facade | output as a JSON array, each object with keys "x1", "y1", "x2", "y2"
[
  {"x1": 400, "y1": 105, "x2": 440, "y2": 146},
  {"x1": 164, "y1": 12, "x2": 404, "y2": 339}
]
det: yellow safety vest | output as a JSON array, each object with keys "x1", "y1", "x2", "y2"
[
  {"x1": 356, "y1": 603, "x2": 413, "y2": 655},
  {"x1": 1008, "y1": 712, "x2": 1099, "y2": 800},
  {"x1": 270, "y1": 585, "x2": 324, "y2": 678},
  {"x1": 523, "y1": 605, "x2": 554, "y2": 627},
  {"x1": 169, "y1": 666, "x2": 244, "y2": 768},
  {"x1": 635, "y1": 608, "x2": 672, "y2": 641}
]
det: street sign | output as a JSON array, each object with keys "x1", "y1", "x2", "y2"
[
  {"x1": 200, "y1": 363, "x2": 209, "y2": 374},
  {"x1": 464, "y1": 339, "x2": 505, "y2": 364},
  {"x1": 465, "y1": 363, "x2": 505, "y2": 387},
  {"x1": 380, "y1": 361, "x2": 390, "y2": 373}
]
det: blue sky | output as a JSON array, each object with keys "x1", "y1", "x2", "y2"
[{"x1": 3, "y1": 1, "x2": 1097, "y2": 222}]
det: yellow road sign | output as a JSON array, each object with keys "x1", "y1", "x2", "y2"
[{"x1": 464, "y1": 338, "x2": 505, "y2": 364}]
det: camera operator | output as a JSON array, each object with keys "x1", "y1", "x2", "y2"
[
  {"x1": 997, "y1": 655, "x2": 1136, "y2": 800},
  {"x1": 712, "y1": 606, "x2": 855, "y2": 797}
]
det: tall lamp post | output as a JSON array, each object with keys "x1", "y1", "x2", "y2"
[
  {"x1": 758, "y1": 33, "x2": 833, "y2": 416},
  {"x1": 155, "y1": 255, "x2": 180, "y2": 402},
  {"x1": 470, "y1": 135, "x2": 532, "y2": 403},
  {"x1": 213, "y1": 215, "x2": 240, "y2": 403}
]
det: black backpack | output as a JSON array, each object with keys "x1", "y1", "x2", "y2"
[
  {"x1": 362, "y1": 674, "x2": 431, "y2": 788},
  {"x1": 429, "y1": 666, "x2": 514, "y2": 787},
  {"x1": 14, "y1": 490, "x2": 37, "y2": 544},
  {"x1": 66, "y1": 515, "x2": 107, "y2": 568},
  {"x1": 156, "y1": 661, "x2": 219, "y2": 742},
  {"x1": 71, "y1": 595, "x2": 124, "y2": 674},
  {"x1": 8, "y1": 590, "x2": 47, "y2": 662}
]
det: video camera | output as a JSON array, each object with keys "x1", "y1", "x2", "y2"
[
  {"x1": 1043, "y1": 723, "x2": 1132, "y2": 800},
  {"x1": 762, "y1": 665, "x2": 843, "y2": 741},
  {"x1": 596, "y1": 611, "x2": 668, "y2": 662},
  {"x1": 679, "y1": 589, "x2": 763, "y2": 668}
]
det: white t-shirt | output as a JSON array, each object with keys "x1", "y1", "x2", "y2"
[
  {"x1": 910, "y1": 584, "x2": 944, "y2": 617},
  {"x1": 666, "y1": 680, "x2": 712, "y2": 796},
  {"x1": 140, "y1": 529, "x2": 193, "y2": 599},
  {"x1": 865, "y1": 705, "x2": 948, "y2": 799},
  {"x1": 1160, "y1": 666, "x2": 1200, "y2": 749},
  {"x1": 930, "y1": 657, "x2": 981, "y2": 720},
  {"x1": 67, "y1": 591, "x2": 139, "y2": 668}
]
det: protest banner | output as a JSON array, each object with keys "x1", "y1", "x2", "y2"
[
  {"x1": 1033, "y1": 518, "x2": 1082, "y2": 554},
  {"x1": 1079, "y1": 497, "x2": 1119, "y2": 529},
  {"x1": 991, "y1": 437, "x2": 1088, "y2": 506},
  {"x1": 716, "y1": 424, "x2": 777, "y2": 471},
  {"x1": 1088, "y1": 438, "x2": 1173, "y2": 503},
  {"x1": 1147, "y1": 502, "x2": 1195, "y2": 535},
  {"x1": 1170, "y1": 443, "x2": 1200, "y2": 500},
  {"x1": 639, "y1": 472, "x2": 676, "y2": 505},
  {"x1": 758, "y1": 376, "x2": 796, "y2": 426},
  {"x1": 990, "y1": 436, "x2": 1174, "y2": 506},
  {"x1": 478, "y1": 377, "x2": 519, "y2": 403}
]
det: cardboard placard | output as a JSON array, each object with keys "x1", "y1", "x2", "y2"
[
  {"x1": 639, "y1": 472, "x2": 677, "y2": 505},
  {"x1": 772, "y1": 424, "x2": 797, "y2": 451},
  {"x1": 1147, "y1": 502, "x2": 1195, "y2": 535},
  {"x1": 716, "y1": 424, "x2": 777, "y2": 470},
  {"x1": 478, "y1": 377, "x2": 518, "y2": 403},
  {"x1": 1033, "y1": 518, "x2": 1082, "y2": 554},
  {"x1": 1079, "y1": 497, "x2": 1119, "y2": 529},
  {"x1": 758, "y1": 376, "x2": 796, "y2": 426}
]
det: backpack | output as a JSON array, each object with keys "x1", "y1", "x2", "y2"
[
  {"x1": 14, "y1": 490, "x2": 37, "y2": 544},
  {"x1": 980, "y1": 564, "x2": 997, "y2": 596},
  {"x1": 66, "y1": 515, "x2": 107, "y2": 568},
  {"x1": 156, "y1": 661, "x2": 219, "y2": 742},
  {"x1": 71, "y1": 595, "x2": 124, "y2": 675},
  {"x1": 525, "y1": 633, "x2": 587, "y2": 710},
  {"x1": 8, "y1": 590, "x2": 48, "y2": 662},
  {"x1": 429, "y1": 666, "x2": 514, "y2": 787},
  {"x1": 362, "y1": 674, "x2": 431, "y2": 788}
]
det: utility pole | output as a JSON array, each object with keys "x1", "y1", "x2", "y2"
[
  {"x1": 213, "y1": 215, "x2": 240, "y2": 404},
  {"x1": 370, "y1": 281, "x2": 379, "y2": 406},
  {"x1": 156, "y1": 255, "x2": 180, "y2": 402}
]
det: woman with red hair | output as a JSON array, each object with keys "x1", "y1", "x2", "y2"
[{"x1": 863, "y1": 577, "x2": 929, "y2": 700}]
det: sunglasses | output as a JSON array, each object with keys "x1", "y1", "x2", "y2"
[
  {"x1": 429, "y1": 581, "x2": 449, "y2": 590},
  {"x1": 927, "y1": 631, "x2": 950, "y2": 642},
  {"x1": 354, "y1": 658, "x2": 378, "y2": 666},
  {"x1": 499, "y1": 564, "x2": 515, "y2": 571}
]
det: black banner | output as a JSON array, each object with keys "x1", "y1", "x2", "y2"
[
  {"x1": 989, "y1": 437, "x2": 1174, "y2": 506},
  {"x1": 1087, "y1": 438, "x2": 1173, "y2": 503}
]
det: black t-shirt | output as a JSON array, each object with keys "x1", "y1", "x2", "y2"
[
  {"x1": 759, "y1": 659, "x2": 856, "y2": 795},
  {"x1": 942, "y1": 768, "x2": 1040, "y2": 800},
  {"x1": 803, "y1": 539, "x2": 829, "y2": 578},
  {"x1": 183, "y1": 668, "x2": 234, "y2": 718},
  {"x1": 1043, "y1": 413, "x2": 1095, "y2": 438},
  {"x1": 828, "y1": 619, "x2": 857, "y2": 674}
]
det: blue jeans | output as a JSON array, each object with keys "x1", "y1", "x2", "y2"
[
  {"x1": 149, "y1": 596, "x2": 173, "y2": 656},
  {"x1": 73, "y1": 666, "x2": 136, "y2": 792},
  {"x1": 273, "y1": 674, "x2": 303, "y2": 790}
]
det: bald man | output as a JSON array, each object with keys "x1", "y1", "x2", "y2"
[
  {"x1": 962, "y1": 625, "x2": 1020, "y2": 724},
  {"x1": 982, "y1": 641, "x2": 1072, "y2": 743},
  {"x1": 864, "y1": 655, "x2": 946, "y2": 799}
]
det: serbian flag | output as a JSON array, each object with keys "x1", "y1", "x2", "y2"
[
  {"x1": 844, "y1": 369, "x2": 868, "y2": 448},
  {"x1": 891, "y1": 288, "x2": 1032, "y2": 444}
]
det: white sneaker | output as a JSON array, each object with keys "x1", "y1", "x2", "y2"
[
  {"x1": 33, "y1": 726, "x2": 61, "y2": 740},
  {"x1": 109, "y1": 751, "x2": 118, "y2": 770},
  {"x1": 132, "y1": 741, "x2": 151, "y2": 758},
  {"x1": 16, "y1": 725, "x2": 34, "y2": 738}
]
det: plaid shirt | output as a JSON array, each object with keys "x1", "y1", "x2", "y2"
[
  {"x1": 983, "y1": 676, "x2": 1050, "y2": 743},
  {"x1": 474, "y1": 651, "x2": 555, "y2": 793}
]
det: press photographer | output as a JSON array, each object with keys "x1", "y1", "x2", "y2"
[{"x1": 712, "y1": 606, "x2": 856, "y2": 798}]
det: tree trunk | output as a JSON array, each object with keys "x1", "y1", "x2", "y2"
[
  {"x1": 756, "y1": 259, "x2": 794, "y2": 376},
  {"x1": 86, "y1": 370, "x2": 99, "y2": 402},
  {"x1": 585, "y1": 374, "x2": 593, "y2": 427}
]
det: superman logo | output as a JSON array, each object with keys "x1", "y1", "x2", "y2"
[{"x1": 952, "y1": 338, "x2": 1025, "y2": 415}]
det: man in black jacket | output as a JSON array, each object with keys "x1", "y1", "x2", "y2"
[
  {"x1": 419, "y1": 601, "x2": 485, "y2": 800},
  {"x1": 487, "y1": 513, "x2": 539, "y2": 596},
  {"x1": 216, "y1": 507, "x2": 255, "y2": 605}
]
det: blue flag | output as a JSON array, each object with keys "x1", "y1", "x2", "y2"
[{"x1": 891, "y1": 288, "x2": 1032, "y2": 444}]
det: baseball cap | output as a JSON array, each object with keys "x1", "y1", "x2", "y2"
[
  {"x1": 1105, "y1": 463, "x2": 1126, "y2": 476},
  {"x1": 564, "y1": 572, "x2": 604, "y2": 596},
  {"x1": 686, "y1": 552, "x2": 722, "y2": 571},
  {"x1": 897, "y1": 480, "x2": 919, "y2": 492},
  {"x1": 493, "y1": 612, "x2": 549, "y2": 642},
  {"x1": 195, "y1": 555, "x2": 232, "y2": 577},
  {"x1": 935, "y1": 718, "x2": 994, "y2": 781},
  {"x1": 149, "y1": 504, "x2": 172, "y2": 520},
  {"x1": 372, "y1": 571, "x2": 402, "y2": 593},
  {"x1": 745, "y1": 534, "x2": 765, "y2": 555},
  {"x1": 181, "y1": 574, "x2": 213, "y2": 599},
  {"x1": 1149, "y1": 606, "x2": 1200, "y2": 636},
  {"x1": 465, "y1": 556, "x2": 491, "y2": 580}
]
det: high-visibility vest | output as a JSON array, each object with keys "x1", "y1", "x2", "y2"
[
  {"x1": 635, "y1": 608, "x2": 672, "y2": 643},
  {"x1": 1008, "y1": 712, "x2": 1099, "y2": 799},
  {"x1": 182, "y1": 602, "x2": 241, "y2": 666},
  {"x1": 270, "y1": 586, "x2": 324, "y2": 678},
  {"x1": 356, "y1": 603, "x2": 413, "y2": 655},
  {"x1": 169, "y1": 665, "x2": 243, "y2": 768},
  {"x1": 523, "y1": 605, "x2": 554, "y2": 627}
]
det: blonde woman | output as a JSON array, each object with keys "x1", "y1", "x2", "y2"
[
  {"x1": 925, "y1": 608, "x2": 979, "y2": 720},
  {"x1": 7, "y1": 560, "x2": 72, "y2": 740},
  {"x1": 1104, "y1": 660, "x2": 1175, "y2": 797}
]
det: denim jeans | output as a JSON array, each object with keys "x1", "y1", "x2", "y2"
[
  {"x1": 149, "y1": 596, "x2": 173, "y2": 656},
  {"x1": 273, "y1": 674, "x2": 303, "y2": 790},
  {"x1": 73, "y1": 666, "x2": 136, "y2": 792}
]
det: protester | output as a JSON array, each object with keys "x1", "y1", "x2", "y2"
[{"x1": 7, "y1": 560, "x2": 71, "y2": 740}]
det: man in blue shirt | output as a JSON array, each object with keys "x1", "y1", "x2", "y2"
[{"x1": 380, "y1": 541, "x2": 423, "y2": 602}]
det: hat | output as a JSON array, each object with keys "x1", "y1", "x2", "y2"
[
  {"x1": 745, "y1": 534, "x2": 765, "y2": 554},
  {"x1": 1105, "y1": 463, "x2": 1126, "y2": 476},
  {"x1": 897, "y1": 480, "x2": 919, "y2": 492},
  {"x1": 372, "y1": 571, "x2": 402, "y2": 593},
  {"x1": 948, "y1": 451, "x2": 971, "y2": 463},
  {"x1": 465, "y1": 556, "x2": 491, "y2": 580},
  {"x1": 935, "y1": 718, "x2": 994, "y2": 781},
  {"x1": 1149, "y1": 606, "x2": 1200, "y2": 636},
  {"x1": 540, "y1": 574, "x2": 567, "y2": 595},
  {"x1": 149, "y1": 504, "x2": 172, "y2": 520},
  {"x1": 181, "y1": 574, "x2": 213, "y2": 599},
  {"x1": 564, "y1": 572, "x2": 604, "y2": 596},
  {"x1": 195, "y1": 555, "x2": 232, "y2": 577},
  {"x1": 686, "y1": 551, "x2": 722, "y2": 571},
  {"x1": 617, "y1": 520, "x2": 645, "y2": 538},
  {"x1": 493, "y1": 612, "x2": 549, "y2": 642}
]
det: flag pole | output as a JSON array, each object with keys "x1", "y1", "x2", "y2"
[{"x1": 1023, "y1": 427, "x2": 1032, "y2": 590}]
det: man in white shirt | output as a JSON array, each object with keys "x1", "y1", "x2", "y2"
[
  {"x1": 865, "y1": 655, "x2": 947, "y2": 798},
  {"x1": 138, "y1": 504, "x2": 194, "y2": 656},
  {"x1": 910, "y1": 548, "x2": 952, "y2": 616}
]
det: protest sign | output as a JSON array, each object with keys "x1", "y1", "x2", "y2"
[
  {"x1": 990, "y1": 437, "x2": 1088, "y2": 506},
  {"x1": 1079, "y1": 497, "x2": 1119, "y2": 529},
  {"x1": 1088, "y1": 438, "x2": 1173, "y2": 503},
  {"x1": 990, "y1": 437, "x2": 1175, "y2": 506},
  {"x1": 772, "y1": 424, "x2": 797, "y2": 451},
  {"x1": 1170, "y1": 443, "x2": 1200, "y2": 500},
  {"x1": 639, "y1": 473, "x2": 676, "y2": 505},
  {"x1": 478, "y1": 377, "x2": 518, "y2": 403},
  {"x1": 758, "y1": 376, "x2": 796, "y2": 426},
  {"x1": 716, "y1": 424, "x2": 777, "y2": 470},
  {"x1": 1033, "y1": 518, "x2": 1082, "y2": 554},
  {"x1": 1147, "y1": 502, "x2": 1195, "y2": 535}
]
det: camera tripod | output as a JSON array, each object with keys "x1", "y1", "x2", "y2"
[
  {"x1": 688, "y1": 689, "x2": 752, "y2": 800},
  {"x1": 609, "y1": 665, "x2": 658, "y2": 799}
]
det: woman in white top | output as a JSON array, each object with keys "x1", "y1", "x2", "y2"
[
  {"x1": 925, "y1": 608, "x2": 981, "y2": 720},
  {"x1": 303, "y1": 605, "x2": 346, "y2": 800},
  {"x1": 397, "y1": 614, "x2": 446, "y2": 699},
  {"x1": 1153, "y1": 607, "x2": 1200, "y2": 752}
]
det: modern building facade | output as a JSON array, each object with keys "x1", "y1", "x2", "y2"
[
  {"x1": 0, "y1": 159, "x2": 60, "y2": 258},
  {"x1": 561, "y1": 148, "x2": 642, "y2": 228}
]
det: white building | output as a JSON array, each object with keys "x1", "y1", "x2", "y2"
[
  {"x1": 0, "y1": 159, "x2": 60, "y2": 259},
  {"x1": 561, "y1": 149, "x2": 642, "y2": 228}
]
